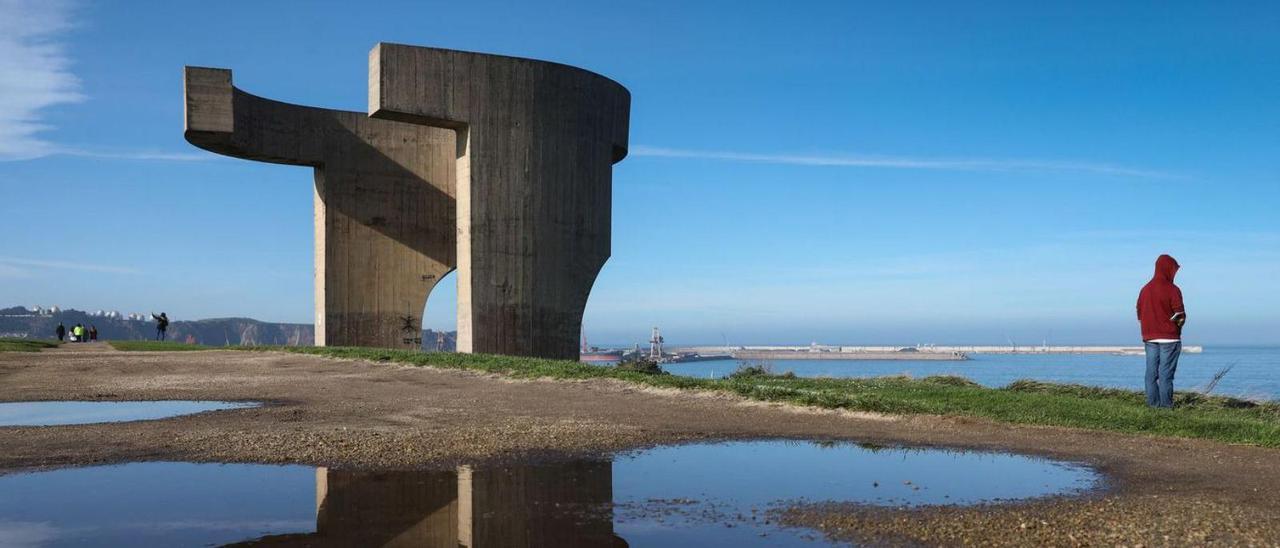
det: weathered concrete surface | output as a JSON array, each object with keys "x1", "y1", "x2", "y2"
[
  {"x1": 184, "y1": 45, "x2": 630, "y2": 359},
  {"x1": 184, "y1": 67, "x2": 456, "y2": 349},
  {"x1": 370, "y1": 44, "x2": 630, "y2": 359}
]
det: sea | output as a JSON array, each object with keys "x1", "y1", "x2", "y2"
[{"x1": 659, "y1": 346, "x2": 1280, "y2": 402}]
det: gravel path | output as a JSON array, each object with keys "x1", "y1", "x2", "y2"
[{"x1": 1, "y1": 346, "x2": 1277, "y2": 545}]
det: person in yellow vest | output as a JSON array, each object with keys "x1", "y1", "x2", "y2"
[{"x1": 72, "y1": 324, "x2": 84, "y2": 342}]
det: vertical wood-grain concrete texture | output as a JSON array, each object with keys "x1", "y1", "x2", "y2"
[
  {"x1": 369, "y1": 44, "x2": 631, "y2": 359},
  {"x1": 183, "y1": 67, "x2": 457, "y2": 348}
]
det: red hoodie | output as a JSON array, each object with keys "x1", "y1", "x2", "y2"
[{"x1": 1136, "y1": 255, "x2": 1186, "y2": 341}]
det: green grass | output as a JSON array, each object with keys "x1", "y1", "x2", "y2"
[
  {"x1": 108, "y1": 340, "x2": 213, "y2": 352},
  {"x1": 0, "y1": 338, "x2": 62, "y2": 352},
  {"x1": 105, "y1": 342, "x2": 1280, "y2": 447}
]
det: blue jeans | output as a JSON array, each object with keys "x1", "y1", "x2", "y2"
[{"x1": 1144, "y1": 341, "x2": 1181, "y2": 408}]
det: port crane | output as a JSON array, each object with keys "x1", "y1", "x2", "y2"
[{"x1": 649, "y1": 327, "x2": 664, "y2": 360}]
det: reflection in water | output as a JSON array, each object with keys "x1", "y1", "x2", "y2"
[
  {"x1": 0, "y1": 441, "x2": 1100, "y2": 547},
  {"x1": 0, "y1": 401, "x2": 259, "y2": 427},
  {"x1": 0, "y1": 462, "x2": 315, "y2": 547},
  {"x1": 461, "y1": 462, "x2": 625, "y2": 548},
  {"x1": 315, "y1": 469, "x2": 459, "y2": 546},
  {"x1": 238, "y1": 462, "x2": 626, "y2": 547}
]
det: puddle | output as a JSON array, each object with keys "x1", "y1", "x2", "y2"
[
  {"x1": 0, "y1": 401, "x2": 259, "y2": 427},
  {"x1": 0, "y1": 463, "x2": 313, "y2": 547},
  {"x1": 0, "y1": 441, "x2": 1099, "y2": 547}
]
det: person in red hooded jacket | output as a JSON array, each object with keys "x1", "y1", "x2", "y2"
[{"x1": 1137, "y1": 254, "x2": 1186, "y2": 408}]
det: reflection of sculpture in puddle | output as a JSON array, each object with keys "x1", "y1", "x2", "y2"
[{"x1": 235, "y1": 460, "x2": 628, "y2": 547}]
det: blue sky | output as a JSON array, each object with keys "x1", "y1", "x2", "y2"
[{"x1": 1, "y1": 0, "x2": 1277, "y2": 345}]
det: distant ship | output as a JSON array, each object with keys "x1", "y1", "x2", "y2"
[{"x1": 579, "y1": 331, "x2": 623, "y2": 363}]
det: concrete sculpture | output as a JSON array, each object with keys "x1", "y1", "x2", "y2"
[{"x1": 184, "y1": 44, "x2": 630, "y2": 358}]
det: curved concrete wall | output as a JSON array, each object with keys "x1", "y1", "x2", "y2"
[{"x1": 369, "y1": 44, "x2": 631, "y2": 359}]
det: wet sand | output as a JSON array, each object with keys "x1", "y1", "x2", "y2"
[{"x1": 1, "y1": 343, "x2": 1277, "y2": 545}]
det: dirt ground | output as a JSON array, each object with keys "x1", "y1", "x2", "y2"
[{"x1": 2, "y1": 343, "x2": 1277, "y2": 546}]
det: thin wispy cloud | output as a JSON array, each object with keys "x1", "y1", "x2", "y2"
[
  {"x1": 0, "y1": 2, "x2": 207, "y2": 164},
  {"x1": 0, "y1": 256, "x2": 139, "y2": 274},
  {"x1": 1059, "y1": 229, "x2": 1280, "y2": 245},
  {"x1": 0, "y1": 0, "x2": 82, "y2": 160},
  {"x1": 52, "y1": 147, "x2": 214, "y2": 162},
  {"x1": 0, "y1": 263, "x2": 30, "y2": 279},
  {"x1": 631, "y1": 145, "x2": 1175, "y2": 179}
]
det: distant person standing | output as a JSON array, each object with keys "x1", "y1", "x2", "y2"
[
  {"x1": 152, "y1": 312, "x2": 169, "y2": 341},
  {"x1": 72, "y1": 323, "x2": 84, "y2": 343},
  {"x1": 55, "y1": 322, "x2": 66, "y2": 342},
  {"x1": 89, "y1": 325, "x2": 98, "y2": 342},
  {"x1": 1137, "y1": 254, "x2": 1187, "y2": 409}
]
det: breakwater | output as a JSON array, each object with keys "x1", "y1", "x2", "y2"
[
  {"x1": 731, "y1": 350, "x2": 967, "y2": 361},
  {"x1": 672, "y1": 345, "x2": 1203, "y2": 359},
  {"x1": 910, "y1": 345, "x2": 1204, "y2": 354}
]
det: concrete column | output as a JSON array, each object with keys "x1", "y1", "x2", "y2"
[{"x1": 369, "y1": 44, "x2": 630, "y2": 360}]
